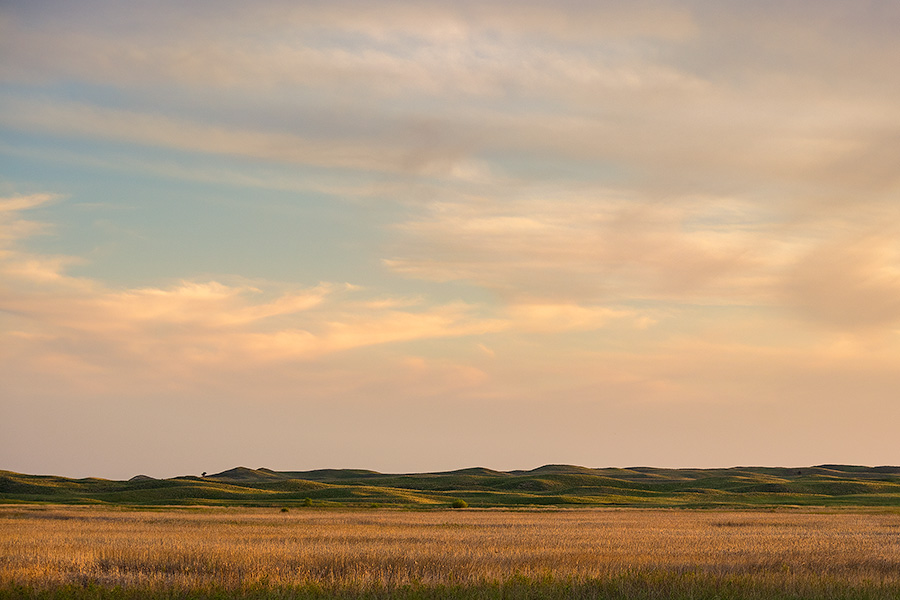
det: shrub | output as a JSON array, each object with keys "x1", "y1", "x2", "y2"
[{"x1": 451, "y1": 499, "x2": 468, "y2": 508}]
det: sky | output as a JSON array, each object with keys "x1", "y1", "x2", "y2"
[{"x1": 2, "y1": 1, "x2": 900, "y2": 480}]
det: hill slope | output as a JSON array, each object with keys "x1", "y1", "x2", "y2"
[{"x1": 2, "y1": 465, "x2": 900, "y2": 508}]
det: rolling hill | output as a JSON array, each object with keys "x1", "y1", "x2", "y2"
[{"x1": 2, "y1": 464, "x2": 900, "y2": 508}]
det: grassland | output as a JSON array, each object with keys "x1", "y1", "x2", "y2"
[
  {"x1": 4, "y1": 464, "x2": 900, "y2": 508},
  {"x1": 5, "y1": 465, "x2": 900, "y2": 598},
  {"x1": 3, "y1": 505, "x2": 900, "y2": 599}
]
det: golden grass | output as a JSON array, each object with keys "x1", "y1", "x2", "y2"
[{"x1": 2, "y1": 505, "x2": 900, "y2": 593}]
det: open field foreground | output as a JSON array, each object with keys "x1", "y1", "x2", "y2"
[{"x1": 3, "y1": 506, "x2": 900, "y2": 599}]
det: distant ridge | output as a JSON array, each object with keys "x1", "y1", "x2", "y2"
[
  {"x1": 815, "y1": 464, "x2": 900, "y2": 474},
  {"x1": 208, "y1": 467, "x2": 282, "y2": 481},
  {"x1": 207, "y1": 464, "x2": 900, "y2": 483},
  {"x1": 3, "y1": 465, "x2": 900, "y2": 508}
]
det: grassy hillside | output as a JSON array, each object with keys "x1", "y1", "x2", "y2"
[{"x1": 2, "y1": 464, "x2": 900, "y2": 508}]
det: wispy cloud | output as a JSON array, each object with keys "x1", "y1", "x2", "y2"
[
  {"x1": 0, "y1": 193, "x2": 58, "y2": 246},
  {"x1": 0, "y1": 196, "x2": 510, "y2": 394},
  {"x1": 782, "y1": 233, "x2": 900, "y2": 329},
  {"x1": 0, "y1": 97, "x2": 437, "y2": 175},
  {"x1": 385, "y1": 194, "x2": 776, "y2": 304},
  {"x1": 5, "y1": 1, "x2": 900, "y2": 199}
]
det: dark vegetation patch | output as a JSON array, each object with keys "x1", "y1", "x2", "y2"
[{"x1": 5, "y1": 574, "x2": 900, "y2": 600}]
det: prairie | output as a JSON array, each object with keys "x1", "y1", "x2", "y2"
[
  {"x1": 5, "y1": 464, "x2": 900, "y2": 508},
  {"x1": 3, "y1": 505, "x2": 900, "y2": 599}
]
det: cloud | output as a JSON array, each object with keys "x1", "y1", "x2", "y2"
[
  {"x1": 0, "y1": 193, "x2": 58, "y2": 213},
  {"x1": 5, "y1": 0, "x2": 900, "y2": 204},
  {"x1": 0, "y1": 190, "x2": 675, "y2": 410},
  {"x1": 385, "y1": 194, "x2": 775, "y2": 304},
  {"x1": 2, "y1": 273, "x2": 501, "y2": 368},
  {"x1": 0, "y1": 97, "x2": 424, "y2": 175},
  {"x1": 7, "y1": 0, "x2": 900, "y2": 382},
  {"x1": 383, "y1": 182, "x2": 900, "y2": 337},
  {"x1": 0, "y1": 1, "x2": 696, "y2": 86},
  {"x1": 0, "y1": 194, "x2": 58, "y2": 248},
  {"x1": 0, "y1": 0, "x2": 699, "y2": 116},
  {"x1": 507, "y1": 303, "x2": 635, "y2": 332},
  {"x1": 4, "y1": 5, "x2": 900, "y2": 375},
  {"x1": 0, "y1": 195, "x2": 512, "y2": 396},
  {"x1": 782, "y1": 234, "x2": 900, "y2": 329}
]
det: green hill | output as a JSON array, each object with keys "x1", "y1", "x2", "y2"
[{"x1": 2, "y1": 464, "x2": 900, "y2": 508}]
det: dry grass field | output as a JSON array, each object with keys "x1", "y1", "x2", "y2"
[{"x1": 3, "y1": 505, "x2": 900, "y2": 599}]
